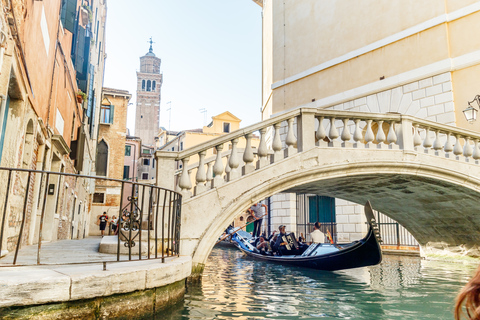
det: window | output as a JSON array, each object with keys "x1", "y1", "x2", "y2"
[
  {"x1": 240, "y1": 216, "x2": 244, "y2": 222},
  {"x1": 147, "y1": 80, "x2": 151, "y2": 91},
  {"x1": 152, "y1": 159, "x2": 155, "y2": 168},
  {"x1": 180, "y1": 142, "x2": 183, "y2": 151},
  {"x1": 96, "y1": 140, "x2": 108, "y2": 176},
  {"x1": 125, "y1": 145, "x2": 131, "y2": 156},
  {"x1": 223, "y1": 122, "x2": 230, "y2": 133},
  {"x1": 143, "y1": 159, "x2": 150, "y2": 166},
  {"x1": 123, "y1": 166, "x2": 130, "y2": 180},
  {"x1": 100, "y1": 104, "x2": 114, "y2": 124},
  {"x1": 142, "y1": 173, "x2": 149, "y2": 180},
  {"x1": 93, "y1": 192, "x2": 105, "y2": 203},
  {"x1": 308, "y1": 196, "x2": 336, "y2": 223},
  {"x1": 142, "y1": 148, "x2": 150, "y2": 154},
  {"x1": 142, "y1": 80, "x2": 145, "y2": 90},
  {"x1": 152, "y1": 81, "x2": 156, "y2": 91},
  {"x1": 60, "y1": 0, "x2": 77, "y2": 33}
]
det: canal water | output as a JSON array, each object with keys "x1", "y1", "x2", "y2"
[{"x1": 162, "y1": 246, "x2": 477, "y2": 320}]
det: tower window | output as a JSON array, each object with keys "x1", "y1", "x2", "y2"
[
  {"x1": 147, "y1": 80, "x2": 151, "y2": 92},
  {"x1": 142, "y1": 80, "x2": 145, "y2": 91},
  {"x1": 152, "y1": 81, "x2": 156, "y2": 91}
]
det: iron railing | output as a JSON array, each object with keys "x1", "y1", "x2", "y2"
[
  {"x1": 375, "y1": 211, "x2": 418, "y2": 247},
  {"x1": 0, "y1": 167, "x2": 181, "y2": 266}
]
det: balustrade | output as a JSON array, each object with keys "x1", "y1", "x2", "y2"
[{"x1": 157, "y1": 108, "x2": 480, "y2": 199}]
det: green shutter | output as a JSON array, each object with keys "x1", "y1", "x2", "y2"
[
  {"x1": 61, "y1": 0, "x2": 77, "y2": 33},
  {"x1": 109, "y1": 105, "x2": 114, "y2": 124}
]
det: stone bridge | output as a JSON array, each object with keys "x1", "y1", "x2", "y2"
[{"x1": 156, "y1": 108, "x2": 480, "y2": 273}]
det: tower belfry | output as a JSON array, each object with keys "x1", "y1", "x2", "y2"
[{"x1": 135, "y1": 38, "x2": 162, "y2": 146}]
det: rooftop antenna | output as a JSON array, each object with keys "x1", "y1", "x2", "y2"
[
  {"x1": 166, "y1": 101, "x2": 172, "y2": 131},
  {"x1": 199, "y1": 108, "x2": 207, "y2": 126}
]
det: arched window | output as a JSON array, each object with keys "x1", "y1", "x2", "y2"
[
  {"x1": 142, "y1": 80, "x2": 145, "y2": 91},
  {"x1": 152, "y1": 81, "x2": 156, "y2": 91},
  {"x1": 23, "y1": 119, "x2": 34, "y2": 169},
  {"x1": 240, "y1": 216, "x2": 244, "y2": 222},
  {"x1": 146, "y1": 80, "x2": 151, "y2": 92},
  {"x1": 96, "y1": 140, "x2": 108, "y2": 176}
]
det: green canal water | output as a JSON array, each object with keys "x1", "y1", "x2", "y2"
[{"x1": 162, "y1": 246, "x2": 476, "y2": 320}]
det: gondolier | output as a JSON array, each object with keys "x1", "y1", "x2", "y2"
[{"x1": 247, "y1": 202, "x2": 268, "y2": 238}]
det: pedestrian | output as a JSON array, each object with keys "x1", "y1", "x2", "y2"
[
  {"x1": 98, "y1": 212, "x2": 109, "y2": 237},
  {"x1": 247, "y1": 202, "x2": 268, "y2": 238},
  {"x1": 111, "y1": 215, "x2": 118, "y2": 234}
]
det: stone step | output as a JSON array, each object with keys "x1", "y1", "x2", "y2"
[
  {"x1": 99, "y1": 236, "x2": 174, "y2": 256},
  {"x1": 117, "y1": 229, "x2": 173, "y2": 241}
]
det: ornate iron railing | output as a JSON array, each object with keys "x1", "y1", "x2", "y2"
[{"x1": 0, "y1": 167, "x2": 181, "y2": 266}]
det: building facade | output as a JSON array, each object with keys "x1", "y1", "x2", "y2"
[
  {"x1": 0, "y1": 0, "x2": 107, "y2": 255},
  {"x1": 135, "y1": 41, "x2": 163, "y2": 146},
  {"x1": 90, "y1": 87, "x2": 131, "y2": 236},
  {"x1": 250, "y1": 0, "x2": 480, "y2": 245}
]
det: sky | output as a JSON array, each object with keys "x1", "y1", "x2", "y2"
[{"x1": 103, "y1": 0, "x2": 263, "y2": 134}]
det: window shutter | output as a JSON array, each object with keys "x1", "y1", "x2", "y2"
[
  {"x1": 109, "y1": 105, "x2": 114, "y2": 124},
  {"x1": 61, "y1": 0, "x2": 77, "y2": 33}
]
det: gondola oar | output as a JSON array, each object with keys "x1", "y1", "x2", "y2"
[{"x1": 215, "y1": 212, "x2": 268, "y2": 245}]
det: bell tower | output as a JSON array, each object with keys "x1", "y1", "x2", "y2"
[{"x1": 135, "y1": 38, "x2": 163, "y2": 146}]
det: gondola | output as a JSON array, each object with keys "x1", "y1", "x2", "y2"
[{"x1": 230, "y1": 201, "x2": 383, "y2": 271}]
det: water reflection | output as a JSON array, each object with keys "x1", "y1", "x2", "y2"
[{"x1": 162, "y1": 247, "x2": 476, "y2": 320}]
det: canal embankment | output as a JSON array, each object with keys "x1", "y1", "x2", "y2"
[{"x1": 0, "y1": 237, "x2": 192, "y2": 319}]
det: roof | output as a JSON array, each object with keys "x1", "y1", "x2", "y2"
[{"x1": 211, "y1": 111, "x2": 241, "y2": 122}]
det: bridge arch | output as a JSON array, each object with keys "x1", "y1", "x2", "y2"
[{"x1": 182, "y1": 148, "x2": 480, "y2": 273}]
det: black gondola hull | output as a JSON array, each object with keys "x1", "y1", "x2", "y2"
[{"x1": 236, "y1": 226, "x2": 382, "y2": 271}]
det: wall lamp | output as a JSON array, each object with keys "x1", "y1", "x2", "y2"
[{"x1": 463, "y1": 95, "x2": 480, "y2": 123}]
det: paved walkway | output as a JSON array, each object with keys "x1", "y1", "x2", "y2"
[{"x1": 0, "y1": 236, "x2": 149, "y2": 266}]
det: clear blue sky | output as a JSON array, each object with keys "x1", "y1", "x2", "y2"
[{"x1": 103, "y1": 0, "x2": 262, "y2": 133}]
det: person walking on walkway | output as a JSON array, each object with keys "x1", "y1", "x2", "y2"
[
  {"x1": 97, "y1": 212, "x2": 109, "y2": 237},
  {"x1": 247, "y1": 202, "x2": 268, "y2": 238}
]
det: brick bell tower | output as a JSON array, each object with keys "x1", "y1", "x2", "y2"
[{"x1": 135, "y1": 38, "x2": 163, "y2": 146}]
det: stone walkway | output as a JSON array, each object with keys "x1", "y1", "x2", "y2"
[{"x1": 0, "y1": 236, "x2": 150, "y2": 266}]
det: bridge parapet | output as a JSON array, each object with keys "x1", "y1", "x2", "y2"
[{"x1": 156, "y1": 108, "x2": 480, "y2": 198}]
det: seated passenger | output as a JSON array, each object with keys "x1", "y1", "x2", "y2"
[
  {"x1": 310, "y1": 222, "x2": 325, "y2": 244},
  {"x1": 256, "y1": 236, "x2": 269, "y2": 255}
]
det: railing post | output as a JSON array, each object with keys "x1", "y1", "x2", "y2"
[
  {"x1": 297, "y1": 110, "x2": 315, "y2": 152},
  {"x1": 155, "y1": 151, "x2": 178, "y2": 191},
  {"x1": 194, "y1": 151, "x2": 207, "y2": 196},
  {"x1": 398, "y1": 117, "x2": 414, "y2": 151}
]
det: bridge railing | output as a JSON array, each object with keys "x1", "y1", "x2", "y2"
[{"x1": 156, "y1": 108, "x2": 480, "y2": 198}]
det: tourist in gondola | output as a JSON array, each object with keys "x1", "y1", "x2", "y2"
[
  {"x1": 310, "y1": 222, "x2": 325, "y2": 244},
  {"x1": 256, "y1": 236, "x2": 269, "y2": 255}
]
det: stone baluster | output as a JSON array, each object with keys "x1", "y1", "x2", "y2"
[
  {"x1": 340, "y1": 118, "x2": 351, "y2": 143},
  {"x1": 285, "y1": 118, "x2": 297, "y2": 157},
  {"x1": 225, "y1": 155, "x2": 231, "y2": 175},
  {"x1": 243, "y1": 133, "x2": 255, "y2": 175},
  {"x1": 316, "y1": 116, "x2": 326, "y2": 141},
  {"x1": 271, "y1": 123, "x2": 284, "y2": 163},
  {"x1": 453, "y1": 135, "x2": 463, "y2": 156},
  {"x1": 365, "y1": 120, "x2": 375, "y2": 146},
  {"x1": 328, "y1": 118, "x2": 339, "y2": 141},
  {"x1": 257, "y1": 128, "x2": 269, "y2": 168},
  {"x1": 228, "y1": 138, "x2": 240, "y2": 180},
  {"x1": 463, "y1": 137, "x2": 473, "y2": 158},
  {"x1": 212, "y1": 144, "x2": 224, "y2": 187},
  {"x1": 423, "y1": 128, "x2": 433, "y2": 149},
  {"x1": 473, "y1": 139, "x2": 480, "y2": 160},
  {"x1": 413, "y1": 124, "x2": 422, "y2": 147},
  {"x1": 432, "y1": 130, "x2": 443, "y2": 151},
  {"x1": 353, "y1": 119, "x2": 363, "y2": 142},
  {"x1": 444, "y1": 133, "x2": 454, "y2": 153},
  {"x1": 206, "y1": 162, "x2": 213, "y2": 183},
  {"x1": 178, "y1": 157, "x2": 192, "y2": 197},
  {"x1": 194, "y1": 151, "x2": 207, "y2": 196},
  {"x1": 387, "y1": 121, "x2": 397, "y2": 145},
  {"x1": 376, "y1": 120, "x2": 386, "y2": 145}
]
